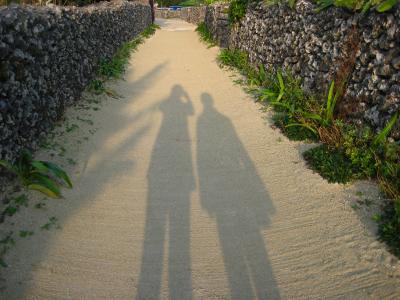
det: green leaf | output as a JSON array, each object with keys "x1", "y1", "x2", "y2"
[
  {"x1": 271, "y1": 101, "x2": 291, "y2": 111},
  {"x1": 259, "y1": 89, "x2": 278, "y2": 101},
  {"x1": 301, "y1": 112, "x2": 324, "y2": 122},
  {"x1": 19, "y1": 230, "x2": 34, "y2": 238},
  {"x1": 31, "y1": 160, "x2": 50, "y2": 173},
  {"x1": 373, "y1": 112, "x2": 399, "y2": 146},
  {"x1": 276, "y1": 71, "x2": 285, "y2": 102},
  {"x1": 376, "y1": 0, "x2": 397, "y2": 12},
  {"x1": 361, "y1": 0, "x2": 372, "y2": 12},
  {"x1": 0, "y1": 160, "x2": 16, "y2": 173},
  {"x1": 316, "y1": 0, "x2": 334, "y2": 10},
  {"x1": 14, "y1": 194, "x2": 29, "y2": 207},
  {"x1": 286, "y1": 123, "x2": 318, "y2": 135},
  {"x1": 28, "y1": 184, "x2": 59, "y2": 198},
  {"x1": 0, "y1": 258, "x2": 8, "y2": 268},
  {"x1": 27, "y1": 173, "x2": 61, "y2": 198},
  {"x1": 3, "y1": 206, "x2": 18, "y2": 217},
  {"x1": 42, "y1": 161, "x2": 73, "y2": 188}
]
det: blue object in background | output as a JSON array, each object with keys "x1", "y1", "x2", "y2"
[{"x1": 169, "y1": 5, "x2": 182, "y2": 10}]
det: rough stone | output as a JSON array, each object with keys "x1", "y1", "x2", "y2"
[
  {"x1": 0, "y1": 1, "x2": 152, "y2": 161},
  {"x1": 204, "y1": 2, "x2": 400, "y2": 136}
]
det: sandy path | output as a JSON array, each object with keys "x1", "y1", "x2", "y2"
[{"x1": 1, "y1": 18, "x2": 400, "y2": 299}]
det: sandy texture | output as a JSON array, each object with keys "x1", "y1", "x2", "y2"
[{"x1": 1, "y1": 18, "x2": 400, "y2": 299}]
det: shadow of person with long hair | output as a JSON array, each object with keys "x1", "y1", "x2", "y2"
[
  {"x1": 197, "y1": 93, "x2": 280, "y2": 300},
  {"x1": 137, "y1": 85, "x2": 194, "y2": 300}
]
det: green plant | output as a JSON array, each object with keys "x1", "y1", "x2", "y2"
[
  {"x1": 0, "y1": 232, "x2": 14, "y2": 268},
  {"x1": 316, "y1": 0, "x2": 398, "y2": 12},
  {"x1": 373, "y1": 112, "x2": 399, "y2": 146},
  {"x1": 339, "y1": 122, "x2": 377, "y2": 178},
  {"x1": 0, "y1": 195, "x2": 29, "y2": 223},
  {"x1": 41, "y1": 217, "x2": 60, "y2": 230},
  {"x1": 304, "y1": 144, "x2": 364, "y2": 183},
  {"x1": 196, "y1": 22, "x2": 216, "y2": 47},
  {"x1": 141, "y1": 24, "x2": 160, "y2": 38},
  {"x1": 376, "y1": 200, "x2": 400, "y2": 257},
  {"x1": 179, "y1": 0, "x2": 203, "y2": 6},
  {"x1": 259, "y1": 70, "x2": 285, "y2": 102},
  {"x1": 278, "y1": 80, "x2": 340, "y2": 139},
  {"x1": 98, "y1": 37, "x2": 144, "y2": 79},
  {"x1": 0, "y1": 150, "x2": 72, "y2": 198},
  {"x1": 228, "y1": 0, "x2": 249, "y2": 24},
  {"x1": 34, "y1": 202, "x2": 46, "y2": 209},
  {"x1": 265, "y1": 0, "x2": 297, "y2": 8},
  {"x1": 88, "y1": 79, "x2": 107, "y2": 94},
  {"x1": 218, "y1": 48, "x2": 251, "y2": 71},
  {"x1": 19, "y1": 230, "x2": 34, "y2": 238},
  {"x1": 89, "y1": 24, "x2": 159, "y2": 97}
]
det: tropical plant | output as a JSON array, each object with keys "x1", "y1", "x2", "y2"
[
  {"x1": 259, "y1": 70, "x2": 285, "y2": 102},
  {"x1": 316, "y1": 0, "x2": 398, "y2": 13},
  {"x1": 0, "y1": 151, "x2": 72, "y2": 198}
]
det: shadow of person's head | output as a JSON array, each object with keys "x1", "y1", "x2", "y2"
[
  {"x1": 172, "y1": 84, "x2": 184, "y2": 96},
  {"x1": 201, "y1": 92, "x2": 214, "y2": 109}
]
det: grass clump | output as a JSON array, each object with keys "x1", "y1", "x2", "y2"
[
  {"x1": 376, "y1": 200, "x2": 400, "y2": 257},
  {"x1": 195, "y1": 22, "x2": 216, "y2": 47},
  {"x1": 228, "y1": 0, "x2": 249, "y2": 24},
  {"x1": 98, "y1": 38, "x2": 144, "y2": 79},
  {"x1": 304, "y1": 144, "x2": 363, "y2": 183},
  {"x1": 90, "y1": 24, "x2": 159, "y2": 95}
]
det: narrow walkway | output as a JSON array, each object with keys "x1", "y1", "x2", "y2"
[{"x1": 2, "y1": 19, "x2": 400, "y2": 299}]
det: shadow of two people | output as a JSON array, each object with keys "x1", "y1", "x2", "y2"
[{"x1": 137, "y1": 85, "x2": 280, "y2": 300}]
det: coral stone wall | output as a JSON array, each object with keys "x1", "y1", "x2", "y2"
[
  {"x1": 205, "y1": 2, "x2": 400, "y2": 137},
  {"x1": 0, "y1": 1, "x2": 152, "y2": 161}
]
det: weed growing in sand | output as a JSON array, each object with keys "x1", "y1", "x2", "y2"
[
  {"x1": 19, "y1": 231, "x2": 34, "y2": 238},
  {"x1": 88, "y1": 24, "x2": 159, "y2": 97},
  {"x1": 196, "y1": 22, "x2": 216, "y2": 47},
  {"x1": 34, "y1": 203, "x2": 46, "y2": 210},
  {"x1": 0, "y1": 194, "x2": 29, "y2": 223},
  {"x1": 41, "y1": 217, "x2": 60, "y2": 231},
  {"x1": 0, "y1": 150, "x2": 72, "y2": 198},
  {"x1": 0, "y1": 232, "x2": 15, "y2": 268}
]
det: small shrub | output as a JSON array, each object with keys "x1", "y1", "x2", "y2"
[
  {"x1": 376, "y1": 200, "x2": 400, "y2": 257},
  {"x1": 88, "y1": 79, "x2": 106, "y2": 95},
  {"x1": 228, "y1": 0, "x2": 249, "y2": 24},
  {"x1": 196, "y1": 22, "x2": 216, "y2": 47},
  {"x1": 141, "y1": 24, "x2": 160, "y2": 38},
  {"x1": 304, "y1": 144, "x2": 363, "y2": 183},
  {"x1": 273, "y1": 113, "x2": 319, "y2": 141},
  {"x1": 339, "y1": 122, "x2": 377, "y2": 178}
]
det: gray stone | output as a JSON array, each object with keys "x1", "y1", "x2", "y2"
[
  {"x1": 392, "y1": 57, "x2": 400, "y2": 70},
  {"x1": 0, "y1": 1, "x2": 152, "y2": 161},
  {"x1": 204, "y1": 1, "x2": 400, "y2": 138}
]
